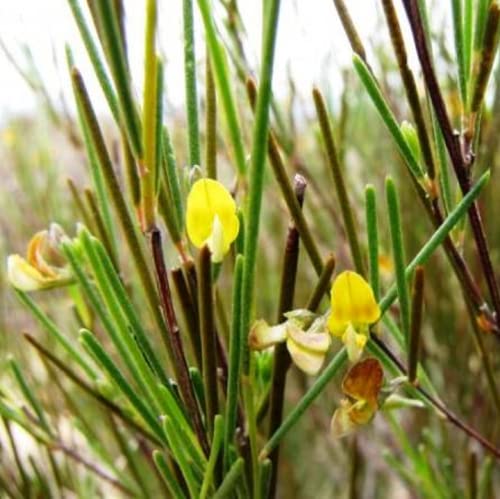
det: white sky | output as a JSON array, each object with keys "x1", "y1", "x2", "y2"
[{"x1": 0, "y1": 1, "x2": 443, "y2": 121}]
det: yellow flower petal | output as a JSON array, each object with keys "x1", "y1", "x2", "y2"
[
  {"x1": 186, "y1": 179, "x2": 239, "y2": 261},
  {"x1": 342, "y1": 324, "x2": 367, "y2": 363},
  {"x1": 7, "y1": 255, "x2": 53, "y2": 291},
  {"x1": 249, "y1": 320, "x2": 287, "y2": 350},
  {"x1": 205, "y1": 215, "x2": 226, "y2": 263},
  {"x1": 7, "y1": 224, "x2": 71, "y2": 291},
  {"x1": 328, "y1": 271, "x2": 380, "y2": 335},
  {"x1": 330, "y1": 400, "x2": 357, "y2": 439},
  {"x1": 27, "y1": 230, "x2": 58, "y2": 278},
  {"x1": 287, "y1": 320, "x2": 331, "y2": 353},
  {"x1": 286, "y1": 336, "x2": 326, "y2": 375}
]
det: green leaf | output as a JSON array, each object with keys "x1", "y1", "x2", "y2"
[
  {"x1": 386, "y1": 176, "x2": 411, "y2": 345},
  {"x1": 196, "y1": 0, "x2": 246, "y2": 176},
  {"x1": 353, "y1": 54, "x2": 423, "y2": 179},
  {"x1": 379, "y1": 170, "x2": 490, "y2": 313}
]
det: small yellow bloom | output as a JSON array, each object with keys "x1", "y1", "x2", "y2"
[
  {"x1": 331, "y1": 358, "x2": 383, "y2": 438},
  {"x1": 249, "y1": 314, "x2": 331, "y2": 376},
  {"x1": 186, "y1": 178, "x2": 239, "y2": 263},
  {"x1": 7, "y1": 224, "x2": 72, "y2": 291},
  {"x1": 328, "y1": 271, "x2": 381, "y2": 362}
]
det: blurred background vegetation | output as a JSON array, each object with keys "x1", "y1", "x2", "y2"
[{"x1": 1, "y1": 0, "x2": 500, "y2": 497}]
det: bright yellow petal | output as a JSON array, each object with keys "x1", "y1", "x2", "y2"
[
  {"x1": 327, "y1": 312, "x2": 348, "y2": 337},
  {"x1": 329, "y1": 271, "x2": 381, "y2": 330},
  {"x1": 7, "y1": 255, "x2": 52, "y2": 291},
  {"x1": 342, "y1": 325, "x2": 367, "y2": 363},
  {"x1": 186, "y1": 179, "x2": 239, "y2": 257}
]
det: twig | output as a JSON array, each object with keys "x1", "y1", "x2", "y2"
[
  {"x1": 267, "y1": 175, "x2": 305, "y2": 498},
  {"x1": 198, "y1": 245, "x2": 219, "y2": 436},
  {"x1": 24, "y1": 333, "x2": 161, "y2": 445},
  {"x1": 149, "y1": 228, "x2": 210, "y2": 456},
  {"x1": 408, "y1": 266, "x2": 424, "y2": 383},
  {"x1": 372, "y1": 336, "x2": 500, "y2": 459},
  {"x1": 52, "y1": 441, "x2": 135, "y2": 496},
  {"x1": 401, "y1": 0, "x2": 500, "y2": 328}
]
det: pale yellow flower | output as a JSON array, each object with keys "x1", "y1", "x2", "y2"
[
  {"x1": 249, "y1": 313, "x2": 331, "y2": 376},
  {"x1": 7, "y1": 224, "x2": 71, "y2": 291}
]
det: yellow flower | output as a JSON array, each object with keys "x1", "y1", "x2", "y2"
[
  {"x1": 328, "y1": 271, "x2": 381, "y2": 362},
  {"x1": 331, "y1": 358, "x2": 383, "y2": 438},
  {"x1": 186, "y1": 178, "x2": 240, "y2": 263},
  {"x1": 249, "y1": 313, "x2": 331, "y2": 376},
  {"x1": 7, "y1": 224, "x2": 72, "y2": 291}
]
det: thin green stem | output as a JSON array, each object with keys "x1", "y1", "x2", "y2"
[
  {"x1": 213, "y1": 458, "x2": 245, "y2": 498},
  {"x1": 240, "y1": 0, "x2": 282, "y2": 375},
  {"x1": 353, "y1": 54, "x2": 423, "y2": 179},
  {"x1": 71, "y1": 68, "x2": 173, "y2": 362},
  {"x1": 380, "y1": 0, "x2": 436, "y2": 181},
  {"x1": 332, "y1": 0, "x2": 367, "y2": 61},
  {"x1": 386, "y1": 177, "x2": 411, "y2": 345},
  {"x1": 365, "y1": 185, "x2": 380, "y2": 301},
  {"x1": 79, "y1": 329, "x2": 165, "y2": 441},
  {"x1": 197, "y1": 0, "x2": 247, "y2": 176},
  {"x1": 260, "y1": 348, "x2": 348, "y2": 459},
  {"x1": 183, "y1": 0, "x2": 201, "y2": 167},
  {"x1": 9, "y1": 358, "x2": 51, "y2": 434},
  {"x1": 451, "y1": 0, "x2": 467, "y2": 107},
  {"x1": 141, "y1": 0, "x2": 158, "y2": 230},
  {"x1": 66, "y1": 0, "x2": 120, "y2": 121},
  {"x1": 93, "y1": 0, "x2": 142, "y2": 158},
  {"x1": 153, "y1": 451, "x2": 187, "y2": 499},
  {"x1": 313, "y1": 86, "x2": 365, "y2": 275},
  {"x1": 161, "y1": 126, "x2": 185, "y2": 233},
  {"x1": 408, "y1": 266, "x2": 424, "y2": 383},
  {"x1": 205, "y1": 48, "x2": 217, "y2": 179},
  {"x1": 223, "y1": 254, "x2": 244, "y2": 470},
  {"x1": 379, "y1": 170, "x2": 490, "y2": 313},
  {"x1": 83, "y1": 188, "x2": 119, "y2": 270},
  {"x1": 200, "y1": 415, "x2": 224, "y2": 499}
]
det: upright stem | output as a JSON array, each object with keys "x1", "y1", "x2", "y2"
[
  {"x1": 267, "y1": 175, "x2": 305, "y2": 498},
  {"x1": 371, "y1": 337, "x2": 500, "y2": 459},
  {"x1": 183, "y1": 0, "x2": 201, "y2": 166},
  {"x1": 402, "y1": 0, "x2": 500, "y2": 328},
  {"x1": 313, "y1": 87, "x2": 365, "y2": 276},
  {"x1": 246, "y1": 78, "x2": 324, "y2": 276},
  {"x1": 205, "y1": 46, "x2": 217, "y2": 179},
  {"x1": 198, "y1": 246, "x2": 219, "y2": 436},
  {"x1": 408, "y1": 266, "x2": 424, "y2": 383},
  {"x1": 381, "y1": 0, "x2": 436, "y2": 180},
  {"x1": 150, "y1": 228, "x2": 210, "y2": 455}
]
